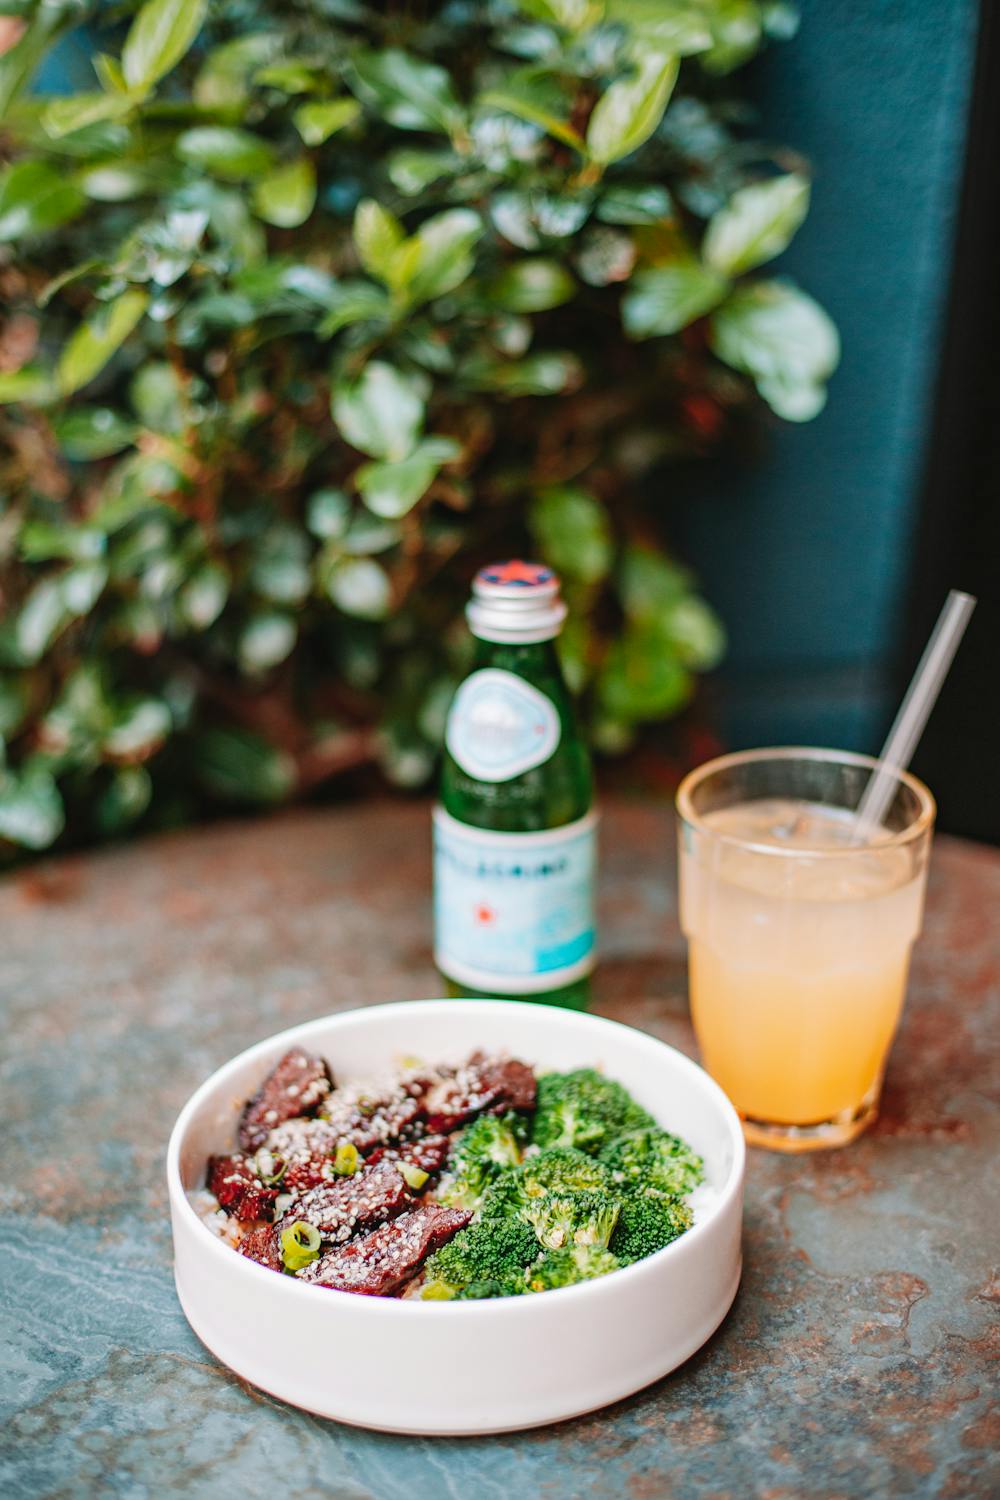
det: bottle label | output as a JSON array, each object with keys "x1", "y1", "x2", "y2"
[
  {"x1": 445, "y1": 669, "x2": 561, "y2": 783},
  {"x1": 433, "y1": 807, "x2": 598, "y2": 994}
]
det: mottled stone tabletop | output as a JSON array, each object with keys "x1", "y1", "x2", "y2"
[{"x1": 1, "y1": 801, "x2": 998, "y2": 1500}]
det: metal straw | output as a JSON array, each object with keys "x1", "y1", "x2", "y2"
[{"x1": 851, "y1": 589, "x2": 977, "y2": 843}]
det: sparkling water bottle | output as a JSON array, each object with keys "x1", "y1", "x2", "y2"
[{"x1": 434, "y1": 561, "x2": 597, "y2": 1009}]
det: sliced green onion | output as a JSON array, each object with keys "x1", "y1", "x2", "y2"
[
  {"x1": 255, "y1": 1151, "x2": 287, "y2": 1187},
  {"x1": 332, "y1": 1141, "x2": 360, "y2": 1176},
  {"x1": 397, "y1": 1160, "x2": 429, "y2": 1191},
  {"x1": 280, "y1": 1219, "x2": 321, "y2": 1271}
]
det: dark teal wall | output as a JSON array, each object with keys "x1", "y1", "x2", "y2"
[{"x1": 678, "y1": 0, "x2": 980, "y2": 752}]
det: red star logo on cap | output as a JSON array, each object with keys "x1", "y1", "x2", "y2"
[{"x1": 479, "y1": 560, "x2": 553, "y2": 587}]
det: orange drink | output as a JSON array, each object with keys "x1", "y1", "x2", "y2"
[{"x1": 677, "y1": 751, "x2": 935, "y2": 1151}]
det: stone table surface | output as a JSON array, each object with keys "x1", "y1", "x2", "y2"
[{"x1": 1, "y1": 800, "x2": 998, "y2": 1500}]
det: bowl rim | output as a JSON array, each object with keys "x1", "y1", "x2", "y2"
[{"x1": 167, "y1": 998, "x2": 746, "y2": 1315}]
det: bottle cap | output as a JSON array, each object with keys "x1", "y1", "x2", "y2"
[{"x1": 467, "y1": 560, "x2": 567, "y2": 643}]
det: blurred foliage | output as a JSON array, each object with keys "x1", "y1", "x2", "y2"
[{"x1": 0, "y1": 0, "x2": 838, "y2": 854}]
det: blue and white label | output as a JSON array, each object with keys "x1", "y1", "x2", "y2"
[
  {"x1": 445, "y1": 669, "x2": 560, "y2": 783},
  {"x1": 433, "y1": 806, "x2": 598, "y2": 994}
]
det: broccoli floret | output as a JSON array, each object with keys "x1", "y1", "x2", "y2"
[
  {"x1": 519, "y1": 1146, "x2": 612, "y2": 1198},
  {"x1": 525, "y1": 1244, "x2": 620, "y2": 1293},
  {"x1": 610, "y1": 1191, "x2": 694, "y2": 1265},
  {"x1": 421, "y1": 1211, "x2": 539, "y2": 1299},
  {"x1": 522, "y1": 1188, "x2": 622, "y2": 1251},
  {"x1": 437, "y1": 1112, "x2": 528, "y2": 1212},
  {"x1": 531, "y1": 1069, "x2": 654, "y2": 1155},
  {"x1": 600, "y1": 1127, "x2": 704, "y2": 1198}
]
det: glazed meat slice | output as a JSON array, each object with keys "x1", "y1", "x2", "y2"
[
  {"x1": 300, "y1": 1205, "x2": 472, "y2": 1295},
  {"x1": 263, "y1": 1116, "x2": 340, "y2": 1195},
  {"x1": 239, "y1": 1048, "x2": 333, "y2": 1151},
  {"x1": 318, "y1": 1083, "x2": 423, "y2": 1157},
  {"x1": 239, "y1": 1223, "x2": 282, "y2": 1273},
  {"x1": 378, "y1": 1133, "x2": 451, "y2": 1177},
  {"x1": 207, "y1": 1154, "x2": 278, "y2": 1222},
  {"x1": 422, "y1": 1052, "x2": 536, "y2": 1132},
  {"x1": 281, "y1": 1159, "x2": 414, "y2": 1245}
]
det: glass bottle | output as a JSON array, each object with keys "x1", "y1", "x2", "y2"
[{"x1": 434, "y1": 561, "x2": 597, "y2": 1009}]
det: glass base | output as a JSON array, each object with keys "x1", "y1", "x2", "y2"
[{"x1": 740, "y1": 1081, "x2": 880, "y2": 1153}]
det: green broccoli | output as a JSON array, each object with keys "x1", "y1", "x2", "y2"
[
  {"x1": 420, "y1": 1211, "x2": 539, "y2": 1299},
  {"x1": 600, "y1": 1127, "x2": 704, "y2": 1198},
  {"x1": 522, "y1": 1189, "x2": 622, "y2": 1251},
  {"x1": 436, "y1": 1112, "x2": 528, "y2": 1212},
  {"x1": 531, "y1": 1069, "x2": 654, "y2": 1155},
  {"x1": 610, "y1": 1190, "x2": 694, "y2": 1265},
  {"x1": 519, "y1": 1146, "x2": 612, "y2": 1198},
  {"x1": 525, "y1": 1244, "x2": 621, "y2": 1293}
]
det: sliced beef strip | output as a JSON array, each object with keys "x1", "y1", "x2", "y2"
[
  {"x1": 422, "y1": 1052, "x2": 536, "y2": 1132},
  {"x1": 238, "y1": 1223, "x2": 282, "y2": 1273},
  {"x1": 317, "y1": 1086, "x2": 423, "y2": 1156},
  {"x1": 368, "y1": 1133, "x2": 451, "y2": 1176},
  {"x1": 207, "y1": 1154, "x2": 278, "y2": 1222},
  {"x1": 239, "y1": 1048, "x2": 333, "y2": 1152},
  {"x1": 280, "y1": 1159, "x2": 414, "y2": 1245},
  {"x1": 299, "y1": 1205, "x2": 472, "y2": 1296}
]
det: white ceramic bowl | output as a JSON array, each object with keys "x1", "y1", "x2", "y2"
[{"x1": 167, "y1": 999, "x2": 744, "y2": 1434}]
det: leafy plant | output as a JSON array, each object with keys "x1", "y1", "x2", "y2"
[{"x1": 0, "y1": 0, "x2": 837, "y2": 853}]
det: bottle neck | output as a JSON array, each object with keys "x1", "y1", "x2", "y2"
[{"x1": 470, "y1": 633, "x2": 563, "y2": 679}]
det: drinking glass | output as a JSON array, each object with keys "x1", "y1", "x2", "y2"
[{"x1": 676, "y1": 748, "x2": 935, "y2": 1151}]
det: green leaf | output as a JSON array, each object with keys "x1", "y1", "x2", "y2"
[
  {"x1": 353, "y1": 199, "x2": 405, "y2": 283},
  {"x1": 51, "y1": 407, "x2": 137, "y2": 460},
  {"x1": 622, "y1": 260, "x2": 728, "y2": 336},
  {"x1": 598, "y1": 623, "x2": 693, "y2": 721},
  {"x1": 102, "y1": 698, "x2": 171, "y2": 760},
  {"x1": 326, "y1": 557, "x2": 392, "y2": 620},
  {"x1": 479, "y1": 75, "x2": 585, "y2": 152},
  {"x1": 529, "y1": 486, "x2": 612, "y2": 584},
  {"x1": 238, "y1": 613, "x2": 297, "y2": 672},
  {"x1": 122, "y1": 0, "x2": 208, "y2": 91},
  {"x1": 331, "y1": 361, "x2": 424, "y2": 461},
  {"x1": 316, "y1": 281, "x2": 392, "y2": 338},
  {"x1": 662, "y1": 596, "x2": 726, "y2": 670},
  {"x1": 491, "y1": 258, "x2": 575, "y2": 312},
  {"x1": 43, "y1": 91, "x2": 136, "y2": 139},
  {"x1": 194, "y1": 33, "x2": 279, "y2": 109},
  {"x1": 0, "y1": 160, "x2": 85, "y2": 241},
  {"x1": 254, "y1": 59, "x2": 321, "y2": 94},
  {"x1": 596, "y1": 182, "x2": 672, "y2": 224},
  {"x1": 387, "y1": 148, "x2": 456, "y2": 196},
  {"x1": 405, "y1": 209, "x2": 483, "y2": 306},
  {"x1": 0, "y1": 763, "x2": 65, "y2": 850},
  {"x1": 355, "y1": 437, "x2": 460, "y2": 519},
  {"x1": 604, "y1": 0, "x2": 713, "y2": 55},
  {"x1": 96, "y1": 766, "x2": 152, "y2": 834},
  {"x1": 516, "y1": 0, "x2": 604, "y2": 29},
  {"x1": 710, "y1": 279, "x2": 840, "y2": 421},
  {"x1": 620, "y1": 544, "x2": 692, "y2": 620},
  {"x1": 180, "y1": 562, "x2": 229, "y2": 628},
  {"x1": 19, "y1": 520, "x2": 104, "y2": 564},
  {"x1": 702, "y1": 0, "x2": 763, "y2": 74},
  {"x1": 0, "y1": 368, "x2": 53, "y2": 406},
  {"x1": 468, "y1": 350, "x2": 581, "y2": 396},
  {"x1": 293, "y1": 97, "x2": 361, "y2": 145},
  {"x1": 130, "y1": 360, "x2": 184, "y2": 433},
  {"x1": 57, "y1": 290, "x2": 149, "y2": 397},
  {"x1": 350, "y1": 49, "x2": 464, "y2": 136},
  {"x1": 306, "y1": 488, "x2": 351, "y2": 539},
  {"x1": 196, "y1": 728, "x2": 296, "y2": 803},
  {"x1": 176, "y1": 127, "x2": 275, "y2": 181},
  {"x1": 586, "y1": 52, "x2": 679, "y2": 165},
  {"x1": 252, "y1": 158, "x2": 316, "y2": 228},
  {"x1": 0, "y1": 0, "x2": 77, "y2": 119},
  {"x1": 704, "y1": 173, "x2": 811, "y2": 276}
]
